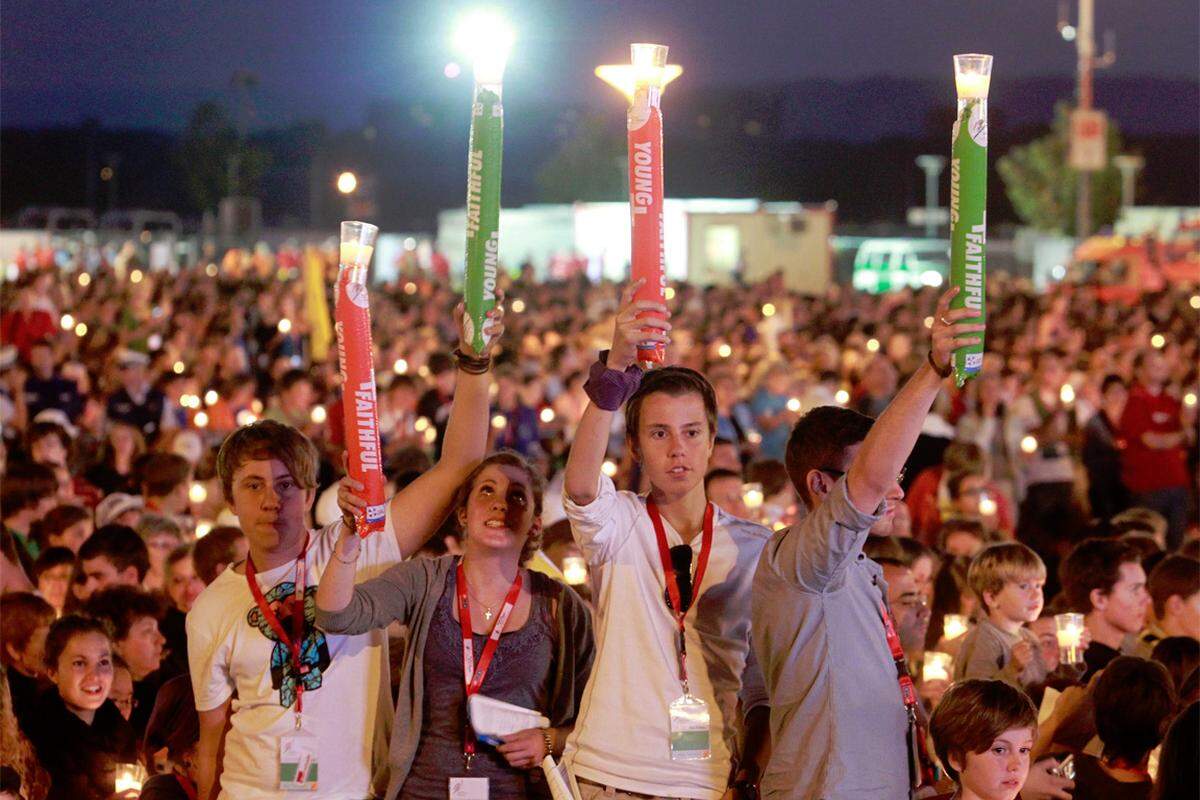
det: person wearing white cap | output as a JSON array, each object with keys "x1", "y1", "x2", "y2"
[
  {"x1": 96, "y1": 492, "x2": 145, "y2": 529},
  {"x1": 107, "y1": 349, "x2": 171, "y2": 440}
]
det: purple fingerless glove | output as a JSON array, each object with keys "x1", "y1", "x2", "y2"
[{"x1": 584, "y1": 351, "x2": 644, "y2": 411}]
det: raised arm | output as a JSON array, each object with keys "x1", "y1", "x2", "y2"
[
  {"x1": 345, "y1": 298, "x2": 503, "y2": 557},
  {"x1": 564, "y1": 281, "x2": 669, "y2": 505},
  {"x1": 316, "y1": 532, "x2": 431, "y2": 634},
  {"x1": 845, "y1": 287, "x2": 983, "y2": 514}
]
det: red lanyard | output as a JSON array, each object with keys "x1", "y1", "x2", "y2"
[
  {"x1": 456, "y1": 558, "x2": 523, "y2": 765},
  {"x1": 245, "y1": 536, "x2": 310, "y2": 717},
  {"x1": 175, "y1": 773, "x2": 198, "y2": 800},
  {"x1": 647, "y1": 500, "x2": 714, "y2": 693},
  {"x1": 1103, "y1": 758, "x2": 1152, "y2": 781},
  {"x1": 877, "y1": 597, "x2": 937, "y2": 789}
]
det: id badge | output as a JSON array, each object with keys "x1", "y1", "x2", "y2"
[
  {"x1": 279, "y1": 729, "x2": 319, "y2": 791},
  {"x1": 448, "y1": 777, "x2": 489, "y2": 799},
  {"x1": 668, "y1": 694, "x2": 711, "y2": 761}
]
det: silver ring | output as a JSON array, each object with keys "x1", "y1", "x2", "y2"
[{"x1": 938, "y1": 316, "x2": 950, "y2": 326}]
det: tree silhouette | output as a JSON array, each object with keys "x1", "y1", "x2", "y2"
[{"x1": 997, "y1": 102, "x2": 1122, "y2": 235}]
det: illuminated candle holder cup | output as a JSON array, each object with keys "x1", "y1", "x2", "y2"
[
  {"x1": 953, "y1": 53, "x2": 993, "y2": 100},
  {"x1": 742, "y1": 482, "x2": 765, "y2": 512},
  {"x1": 114, "y1": 762, "x2": 148, "y2": 794},
  {"x1": 562, "y1": 555, "x2": 588, "y2": 586},
  {"x1": 1055, "y1": 612, "x2": 1086, "y2": 666},
  {"x1": 943, "y1": 613, "x2": 970, "y2": 642},
  {"x1": 339, "y1": 221, "x2": 379, "y2": 281},
  {"x1": 922, "y1": 651, "x2": 954, "y2": 683}
]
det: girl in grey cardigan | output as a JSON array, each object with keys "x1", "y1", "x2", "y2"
[{"x1": 317, "y1": 451, "x2": 594, "y2": 799}]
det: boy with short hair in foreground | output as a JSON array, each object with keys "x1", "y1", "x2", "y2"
[
  {"x1": 955, "y1": 542, "x2": 1052, "y2": 689},
  {"x1": 929, "y1": 679, "x2": 1038, "y2": 800}
]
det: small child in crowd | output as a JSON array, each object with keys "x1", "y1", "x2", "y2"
[
  {"x1": 955, "y1": 543, "x2": 1052, "y2": 689},
  {"x1": 929, "y1": 678, "x2": 1038, "y2": 800}
]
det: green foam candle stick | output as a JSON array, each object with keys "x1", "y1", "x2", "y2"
[{"x1": 949, "y1": 53, "x2": 992, "y2": 386}]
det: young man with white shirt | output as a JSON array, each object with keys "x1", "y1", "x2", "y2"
[
  {"x1": 562, "y1": 282, "x2": 770, "y2": 800},
  {"x1": 752, "y1": 287, "x2": 983, "y2": 799},
  {"x1": 188, "y1": 307, "x2": 500, "y2": 800}
]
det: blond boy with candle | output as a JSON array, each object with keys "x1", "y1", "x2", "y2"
[{"x1": 954, "y1": 543, "x2": 1052, "y2": 689}]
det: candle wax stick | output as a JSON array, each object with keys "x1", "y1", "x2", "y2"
[
  {"x1": 949, "y1": 55, "x2": 991, "y2": 387},
  {"x1": 463, "y1": 85, "x2": 503, "y2": 353}
]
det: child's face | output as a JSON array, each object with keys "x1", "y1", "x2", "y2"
[
  {"x1": 51, "y1": 631, "x2": 114, "y2": 716},
  {"x1": 987, "y1": 575, "x2": 1045, "y2": 625},
  {"x1": 954, "y1": 726, "x2": 1035, "y2": 800}
]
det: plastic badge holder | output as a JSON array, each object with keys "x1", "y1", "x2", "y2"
[{"x1": 467, "y1": 693, "x2": 550, "y2": 746}]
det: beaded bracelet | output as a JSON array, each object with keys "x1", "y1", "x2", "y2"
[{"x1": 452, "y1": 347, "x2": 492, "y2": 375}]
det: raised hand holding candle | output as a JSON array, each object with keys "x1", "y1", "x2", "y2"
[
  {"x1": 598, "y1": 44, "x2": 682, "y2": 366},
  {"x1": 336, "y1": 221, "x2": 386, "y2": 536},
  {"x1": 457, "y1": 11, "x2": 512, "y2": 353},
  {"x1": 949, "y1": 53, "x2": 992, "y2": 386}
]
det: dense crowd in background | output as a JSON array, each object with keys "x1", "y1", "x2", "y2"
[{"x1": 0, "y1": 245, "x2": 1197, "y2": 800}]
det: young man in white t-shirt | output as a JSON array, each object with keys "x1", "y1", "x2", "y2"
[
  {"x1": 562, "y1": 282, "x2": 771, "y2": 800},
  {"x1": 188, "y1": 310, "x2": 501, "y2": 800}
]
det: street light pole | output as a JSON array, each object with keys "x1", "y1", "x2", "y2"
[
  {"x1": 1059, "y1": 0, "x2": 1115, "y2": 239},
  {"x1": 1113, "y1": 154, "x2": 1144, "y2": 208},
  {"x1": 1075, "y1": 0, "x2": 1094, "y2": 239}
]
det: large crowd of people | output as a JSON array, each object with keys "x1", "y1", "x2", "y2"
[{"x1": 0, "y1": 248, "x2": 1197, "y2": 800}]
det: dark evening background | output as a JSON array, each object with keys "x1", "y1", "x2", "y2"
[{"x1": 2, "y1": 0, "x2": 1197, "y2": 229}]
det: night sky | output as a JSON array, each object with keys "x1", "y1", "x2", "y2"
[{"x1": 3, "y1": 0, "x2": 1198, "y2": 131}]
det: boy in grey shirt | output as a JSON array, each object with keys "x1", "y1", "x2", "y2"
[{"x1": 955, "y1": 542, "x2": 1051, "y2": 689}]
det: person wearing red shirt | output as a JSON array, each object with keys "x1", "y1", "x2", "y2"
[
  {"x1": 1119, "y1": 350, "x2": 1192, "y2": 548},
  {"x1": 1, "y1": 280, "x2": 57, "y2": 362}
]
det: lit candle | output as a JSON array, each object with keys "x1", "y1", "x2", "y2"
[
  {"x1": 562, "y1": 555, "x2": 588, "y2": 586},
  {"x1": 1055, "y1": 612, "x2": 1086, "y2": 666},
  {"x1": 114, "y1": 763, "x2": 145, "y2": 793},
  {"x1": 923, "y1": 651, "x2": 954, "y2": 683},
  {"x1": 742, "y1": 482, "x2": 764, "y2": 511},
  {"x1": 943, "y1": 613, "x2": 969, "y2": 641}
]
